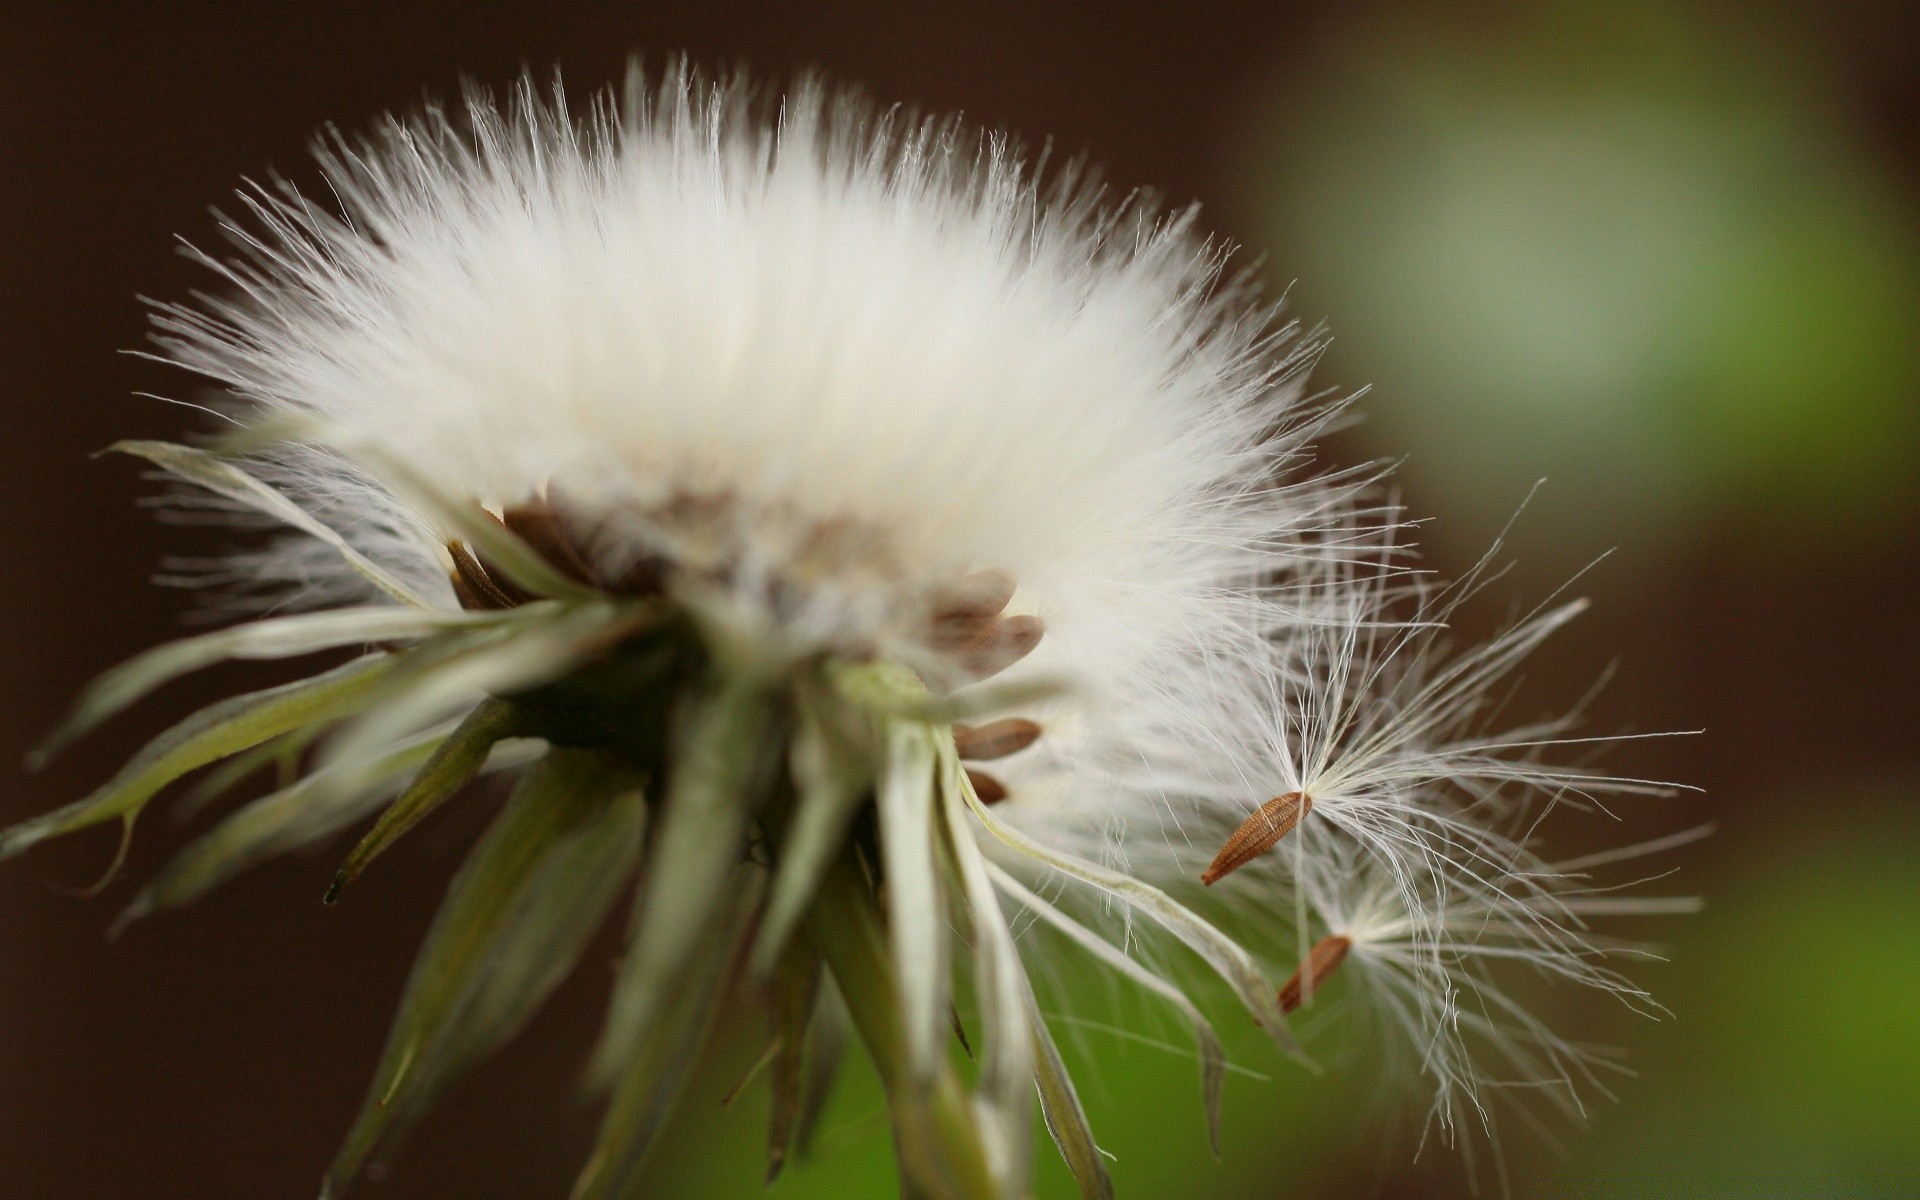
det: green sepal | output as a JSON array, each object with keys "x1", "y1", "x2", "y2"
[
  {"x1": 874, "y1": 718, "x2": 949, "y2": 1082},
  {"x1": 119, "y1": 731, "x2": 444, "y2": 930},
  {"x1": 1, "y1": 654, "x2": 396, "y2": 862},
  {"x1": 508, "y1": 613, "x2": 700, "y2": 764},
  {"x1": 571, "y1": 865, "x2": 765, "y2": 1200},
  {"x1": 427, "y1": 760, "x2": 646, "y2": 1074},
  {"x1": 321, "y1": 748, "x2": 649, "y2": 1198},
  {"x1": 806, "y1": 854, "x2": 998, "y2": 1200},
  {"x1": 750, "y1": 675, "x2": 874, "y2": 977},
  {"x1": 311, "y1": 601, "x2": 635, "y2": 785},
  {"x1": 1023, "y1": 985, "x2": 1114, "y2": 1200},
  {"x1": 987, "y1": 860, "x2": 1229, "y2": 1157},
  {"x1": 31, "y1": 605, "x2": 503, "y2": 768},
  {"x1": 765, "y1": 939, "x2": 823, "y2": 1184},
  {"x1": 586, "y1": 676, "x2": 783, "y2": 1087},
  {"x1": 956, "y1": 768, "x2": 1300, "y2": 1060},
  {"x1": 109, "y1": 440, "x2": 434, "y2": 610},
  {"x1": 325, "y1": 696, "x2": 524, "y2": 901},
  {"x1": 792, "y1": 975, "x2": 849, "y2": 1160},
  {"x1": 170, "y1": 729, "x2": 312, "y2": 824},
  {"x1": 933, "y1": 739, "x2": 1033, "y2": 1200}
]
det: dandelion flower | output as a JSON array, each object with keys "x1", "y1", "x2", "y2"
[{"x1": 5, "y1": 61, "x2": 1692, "y2": 1199}]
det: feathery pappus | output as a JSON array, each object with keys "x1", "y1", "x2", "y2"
[{"x1": 4, "y1": 60, "x2": 1697, "y2": 1200}]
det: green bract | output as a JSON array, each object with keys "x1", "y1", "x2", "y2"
[{"x1": 7, "y1": 440, "x2": 1292, "y2": 1200}]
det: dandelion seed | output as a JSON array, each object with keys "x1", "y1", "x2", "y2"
[
  {"x1": 1277, "y1": 934, "x2": 1351, "y2": 1013},
  {"x1": 934, "y1": 612, "x2": 1046, "y2": 682},
  {"x1": 1202, "y1": 791, "x2": 1312, "y2": 885},
  {"x1": 931, "y1": 569, "x2": 1018, "y2": 621},
  {"x1": 965, "y1": 767, "x2": 1011, "y2": 805},
  {"x1": 952, "y1": 718, "x2": 1042, "y2": 761}
]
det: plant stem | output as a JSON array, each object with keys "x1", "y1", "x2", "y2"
[{"x1": 807, "y1": 854, "x2": 998, "y2": 1200}]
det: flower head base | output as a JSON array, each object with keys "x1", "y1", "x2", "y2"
[{"x1": 5, "y1": 62, "x2": 1693, "y2": 1198}]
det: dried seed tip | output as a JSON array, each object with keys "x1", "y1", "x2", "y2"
[
  {"x1": 930, "y1": 569, "x2": 1018, "y2": 621},
  {"x1": 448, "y1": 557, "x2": 487, "y2": 611},
  {"x1": 447, "y1": 540, "x2": 524, "y2": 610},
  {"x1": 965, "y1": 767, "x2": 1009, "y2": 804},
  {"x1": 1200, "y1": 792, "x2": 1311, "y2": 886},
  {"x1": 1277, "y1": 935, "x2": 1351, "y2": 1014},
  {"x1": 952, "y1": 717, "x2": 1042, "y2": 761},
  {"x1": 950, "y1": 1004, "x2": 974, "y2": 1059}
]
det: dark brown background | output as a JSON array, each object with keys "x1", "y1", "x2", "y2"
[{"x1": 4, "y1": 3, "x2": 1917, "y2": 1198}]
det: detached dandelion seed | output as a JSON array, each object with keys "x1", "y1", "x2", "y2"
[
  {"x1": 1277, "y1": 934, "x2": 1351, "y2": 1014},
  {"x1": 1202, "y1": 790, "x2": 1312, "y2": 885},
  {"x1": 5, "y1": 60, "x2": 1696, "y2": 1199}
]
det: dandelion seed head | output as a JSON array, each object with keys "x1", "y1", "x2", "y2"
[
  {"x1": 6, "y1": 58, "x2": 1698, "y2": 1198},
  {"x1": 154, "y1": 64, "x2": 1339, "y2": 716}
]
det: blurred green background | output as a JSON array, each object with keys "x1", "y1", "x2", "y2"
[{"x1": 2, "y1": 2, "x2": 1915, "y2": 1197}]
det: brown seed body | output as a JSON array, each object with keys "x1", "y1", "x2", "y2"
[
  {"x1": 923, "y1": 569, "x2": 1042, "y2": 681},
  {"x1": 501, "y1": 501, "x2": 602, "y2": 586},
  {"x1": 1201, "y1": 791, "x2": 1312, "y2": 885},
  {"x1": 935, "y1": 613, "x2": 1044, "y2": 681},
  {"x1": 1277, "y1": 934, "x2": 1352, "y2": 1014},
  {"x1": 952, "y1": 718, "x2": 1042, "y2": 761},
  {"x1": 965, "y1": 768, "x2": 1009, "y2": 804},
  {"x1": 930, "y1": 569, "x2": 1018, "y2": 621}
]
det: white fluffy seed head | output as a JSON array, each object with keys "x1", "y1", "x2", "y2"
[
  {"x1": 154, "y1": 63, "x2": 1339, "y2": 708},
  {"x1": 140, "y1": 59, "x2": 1689, "y2": 1168}
]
